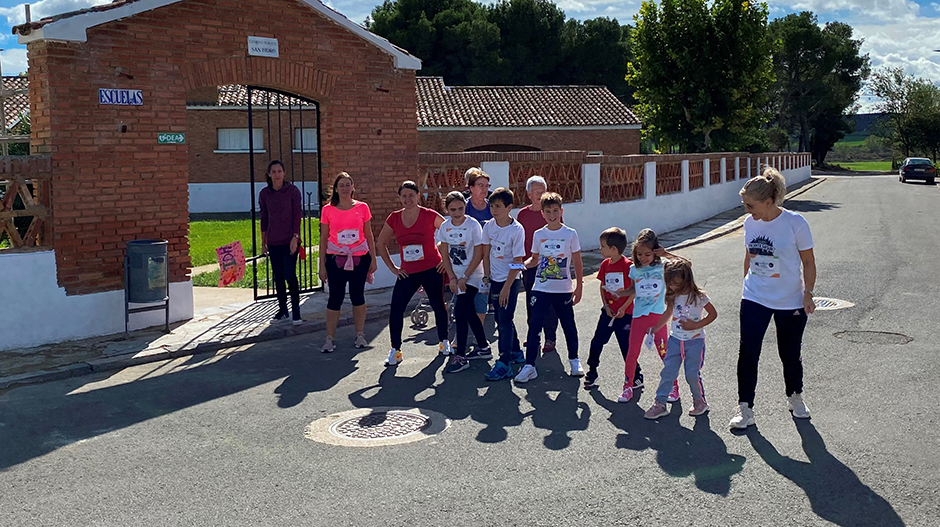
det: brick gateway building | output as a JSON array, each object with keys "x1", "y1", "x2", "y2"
[{"x1": 4, "y1": 0, "x2": 422, "y2": 349}]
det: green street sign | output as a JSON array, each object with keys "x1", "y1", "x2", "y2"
[{"x1": 158, "y1": 133, "x2": 185, "y2": 144}]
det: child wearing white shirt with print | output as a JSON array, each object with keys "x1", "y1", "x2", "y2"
[{"x1": 516, "y1": 192, "x2": 584, "y2": 383}]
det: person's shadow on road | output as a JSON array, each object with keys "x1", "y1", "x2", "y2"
[
  {"x1": 520, "y1": 350, "x2": 591, "y2": 450},
  {"x1": 746, "y1": 421, "x2": 904, "y2": 527},
  {"x1": 591, "y1": 389, "x2": 745, "y2": 495}
]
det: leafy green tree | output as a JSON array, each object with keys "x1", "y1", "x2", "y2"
[
  {"x1": 560, "y1": 17, "x2": 633, "y2": 101},
  {"x1": 487, "y1": 0, "x2": 566, "y2": 85},
  {"x1": 628, "y1": 0, "x2": 774, "y2": 152},
  {"x1": 869, "y1": 67, "x2": 939, "y2": 159},
  {"x1": 768, "y1": 12, "x2": 869, "y2": 164}
]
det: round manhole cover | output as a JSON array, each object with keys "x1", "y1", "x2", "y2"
[
  {"x1": 813, "y1": 297, "x2": 854, "y2": 310},
  {"x1": 305, "y1": 407, "x2": 449, "y2": 447},
  {"x1": 833, "y1": 331, "x2": 913, "y2": 345}
]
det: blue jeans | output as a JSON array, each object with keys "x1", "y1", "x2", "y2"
[
  {"x1": 489, "y1": 279, "x2": 521, "y2": 363},
  {"x1": 655, "y1": 336, "x2": 706, "y2": 404}
]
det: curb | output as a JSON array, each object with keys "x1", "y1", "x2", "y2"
[
  {"x1": 0, "y1": 305, "x2": 393, "y2": 390},
  {"x1": 667, "y1": 177, "x2": 827, "y2": 251}
]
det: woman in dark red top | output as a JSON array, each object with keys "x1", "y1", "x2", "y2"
[
  {"x1": 377, "y1": 180, "x2": 447, "y2": 366},
  {"x1": 259, "y1": 160, "x2": 303, "y2": 325}
]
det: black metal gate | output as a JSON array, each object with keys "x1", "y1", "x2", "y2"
[{"x1": 247, "y1": 86, "x2": 323, "y2": 301}]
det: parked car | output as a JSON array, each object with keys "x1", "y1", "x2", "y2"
[{"x1": 899, "y1": 158, "x2": 936, "y2": 184}]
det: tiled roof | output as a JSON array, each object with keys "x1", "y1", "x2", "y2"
[
  {"x1": 1, "y1": 76, "x2": 30, "y2": 130},
  {"x1": 416, "y1": 77, "x2": 641, "y2": 128},
  {"x1": 189, "y1": 85, "x2": 316, "y2": 107},
  {"x1": 12, "y1": 0, "x2": 144, "y2": 34}
]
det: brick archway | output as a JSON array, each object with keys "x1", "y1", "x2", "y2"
[{"x1": 181, "y1": 57, "x2": 337, "y2": 103}]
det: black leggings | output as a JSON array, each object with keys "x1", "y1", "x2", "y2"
[
  {"x1": 268, "y1": 244, "x2": 300, "y2": 315},
  {"x1": 389, "y1": 267, "x2": 448, "y2": 349},
  {"x1": 325, "y1": 253, "x2": 371, "y2": 310},
  {"x1": 454, "y1": 285, "x2": 488, "y2": 356},
  {"x1": 737, "y1": 299, "x2": 808, "y2": 407}
]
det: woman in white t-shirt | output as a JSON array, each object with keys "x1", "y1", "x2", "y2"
[{"x1": 730, "y1": 168, "x2": 817, "y2": 430}]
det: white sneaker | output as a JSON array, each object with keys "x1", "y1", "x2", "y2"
[
  {"x1": 568, "y1": 359, "x2": 585, "y2": 377},
  {"x1": 729, "y1": 402, "x2": 755, "y2": 430},
  {"x1": 440, "y1": 340, "x2": 454, "y2": 356},
  {"x1": 354, "y1": 332, "x2": 368, "y2": 348},
  {"x1": 788, "y1": 393, "x2": 811, "y2": 419},
  {"x1": 385, "y1": 348, "x2": 403, "y2": 366},
  {"x1": 321, "y1": 336, "x2": 335, "y2": 354},
  {"x1": 514, "y1": 364, "x2": 538, "y2": 383}
]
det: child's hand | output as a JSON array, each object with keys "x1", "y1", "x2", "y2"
[
  {"x1": 457, "y1": 277, "x2": 468, "y2": 293},
  {"x1": 678, "y1": 319, "x2": 700, "y2": 330},
  {"x1": 616, "y1": 305, "x2": 629, "y2": 319},
  {"x1": 571, "y1": 285, "x2": 583, "y2": 305},
  {"x1": 448, "y1": 278, "x2": 460, "y2": 295},
  {"x1": 604, "y1": 305, "x2": 615, "y2": 319},
  {"x1": 653, "y1": 246, "x2": 667, "y2": 257},
  {"x1": 498, "y1": 283, "x2": 512, "y2": 307}
]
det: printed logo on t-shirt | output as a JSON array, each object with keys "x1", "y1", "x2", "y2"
[
  {"x1": 536, "y1": 238, "x2": 568, "y2": 283},
  {"x1": 403, "y1": 244, "x2": 425, "y2": 262},
  {"x1": 449, "y1": 245, "x2": 468, "y2": 266},
  {"x1": 445, "y1": 228, "x2": 467, "y2": 246},
  {"x1": 747, "y1": 233, "x2": 781, "y2": 278},
  {"x1": 491, "y1": 240, "x2": 508, "y2": 259},
  {"x1": 604, "y1": 272, "x2": 624, "y2": 293},
  {"x1": 336, "y1": 229, "x2": 360, "y2": 246},
  {"x1": 748, "y1": 234, "x2": 775, "y2": 256},
  {"x1": 636, "y1": 279, "x2": 663, "y2": 297}
]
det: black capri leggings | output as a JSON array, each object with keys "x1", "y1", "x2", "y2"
[
  {"x1": 325, "y1": 253, "x2": 371, "y2": 310},
  {"x1": 389, "y1": 267, "x2": 448, "y2": 349}
]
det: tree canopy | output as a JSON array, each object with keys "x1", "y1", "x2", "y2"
[{"x1": 870, "y1": 67, "x2": 940, "y2": 161}]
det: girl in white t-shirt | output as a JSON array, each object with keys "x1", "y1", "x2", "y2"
[
  {"x1": 645, "y1": 259, "x2": 717, "y2": 419},
  {"x1": 437, "y1": 191, "x2": 491, "y2": 374}
]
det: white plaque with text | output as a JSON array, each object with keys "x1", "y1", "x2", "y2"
[{"x1": 248, "y1": 36, "x2": 279, "y2": 58}]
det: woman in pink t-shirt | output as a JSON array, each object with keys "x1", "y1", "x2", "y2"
[{"x1": 318, "y1": 173, "x2": 377, "y2": 353}]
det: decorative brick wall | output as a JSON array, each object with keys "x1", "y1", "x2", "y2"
[
  {"x1": 419, "y1": 128, "x2": 640, "y2": 156},
  {"x1": 25, "y1": 0, "x2": 418, "y2": 295}
]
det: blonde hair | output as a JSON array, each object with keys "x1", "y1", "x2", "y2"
[{"x1": 740, "y1": 167, "x2": 787, "y2": 206}]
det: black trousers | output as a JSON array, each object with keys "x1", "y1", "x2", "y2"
[
  {"x1": 524, "y1": 267, "x2": 558, "y2": 341},
  {"x1": 737, "y1": 299, "x2": 808, "y2": 407},
  {"x1": 454, "y1": 285, "x2": 488, "y2": 356},
  {"x1": 389, "y1": 267, "x2": 448, "y2": 349},
  {"x1": 325, "y1": 253, "x2": 371, "y2": 310},
  {"x1": 525, "y1": 291, "x2": 578, "y2": 365},
  {"x1": 268, "y1": 244, "x2": 300, "y2": 316}
]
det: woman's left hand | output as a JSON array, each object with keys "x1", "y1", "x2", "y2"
[
  {"x1": 369, "y1": 258, "x2": 378, "y2": 275},
  {"x1": 290, "y1": 237, "x2": 299, "y2": 255},
  {"x1": 803, "y1": 292, "x2": 816, "y2": 314}
]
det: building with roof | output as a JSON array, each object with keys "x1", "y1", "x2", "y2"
[{"x1": 416, "y1": 77, "x2": 641, "y2": 155}]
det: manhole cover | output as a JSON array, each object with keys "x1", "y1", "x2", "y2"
[
  {"x1": 305, "y1": 407, "x2": 449, "y2": 447},
  {"x1": 331, "y1": 411, "x2": 430, "y2": 439},
  {"x1": 833, "y1": 331, "x2": 913, "y2": 345},
  {"x1": 813, "y1": 297, "x2": 854, "y2": 310}
]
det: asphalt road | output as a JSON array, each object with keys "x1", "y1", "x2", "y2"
[{"x1": 2, "y1": 175, "x2": 939, "y2": 526}]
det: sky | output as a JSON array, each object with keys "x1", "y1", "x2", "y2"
[{"x1": 1, "y1": 0, "x2": 939, "y2": 113}]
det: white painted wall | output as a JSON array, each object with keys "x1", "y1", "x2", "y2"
[
  {"x1": 513, "y1": 158, "x2": 811, "y2": 251},
  {"x1": 0, "y1": 250, "x2": 194, "y2": 351},
  {"x1": 189, "y1": 182, "x2": 320, "y2": 214}
]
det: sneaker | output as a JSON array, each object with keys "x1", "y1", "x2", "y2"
[
  {"x1": 568, "y1": 358, "x2": 585, "y2": 377},
  {"x1": 354, "y1": 332, "x2": 368, "y2": 348},
  {"x1": 787, "y1": 393, "x2": 811, "y2": 419},
  {"x1": 444, "y1": 355, "x2": 470, "y2": 374},
  {"x1": 485, "y1": 361, "x2": 513, "y2": 381},
  {"x1": 542, "y1": 340, "x2": 556, "y2": 354},
  {"x1": 729, "y1": 402, "x2": 755, "y2": 429},
  {"x1": 466, "y1": 346, "x2": 493, "y2": 360},
  {"x1": 689, "y1": 399, "x2": 710, "y2": 416},
  {"x1": 292, "y1": 312, "x2": 302, "y2": 326},
  {"x1": 633, "y1": 373, "x2": 645, "y2": 390},
  {"x1": 583, "y1": 369, "x2": 599, "y2": 389},
  {"x1": 666, "y1": 382, "x2": 681, "y2": 403},
  {"x1": 514, "y1": 364, "x2": 538, "y2": 383},
  {"x1": 385, "y1": 348, "x2": 403, "y2": 367},
  {"x1": 617, "y1": 384, "x2": 634, "y2": 403},
  {"x1": 272, "y1": 311, "x2": 290, "y2": 323},
  {"x1": 440, "y1": 340, "x2": 454, "y2": 356},
  {"x1": 321, "y1": 336, "x2": 335, "y2": 354},
  {"x1": 509, "y1": 350, "x2": 526, "y2": 364},
  {"x1": 644, "y1": 402, "x2": 669, "y2": 420}
]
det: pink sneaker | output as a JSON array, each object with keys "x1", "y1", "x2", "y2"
[
  {"x1": 689, "y1": 399, "x2": 710, "y2": 416},
  {"x1": 666, "y1": 382, "x2": 681, "y2": 403},
  {"x1": 617, "y1": 384, "x2": 634, "y2": 403}
]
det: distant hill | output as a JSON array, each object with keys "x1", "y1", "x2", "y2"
[{"x1": 839, "y1": 113, "x2": 886, "y2": 145}]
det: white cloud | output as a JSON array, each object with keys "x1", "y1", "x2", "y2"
[
  {"x1": 0, "y1": 47, "x2": 27, "y2": 75},
  {"x1": 854, "y1": 18, "x2": 940, "y2": 80},
  {"x1": 0, "y1": 0, "x2": 110, "y2": 26},
  {"x1": 770, "y1": 0, "x2": 921, "y2": 21}
]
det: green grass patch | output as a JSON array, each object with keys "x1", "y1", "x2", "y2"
[
  {"x1": 0, "y1": 233, "x2": 9, "y2": 249},
  {"x1": 192, "y1": 256, "x2": 320, "y2": 289},
  {"x1": 834, "y1": 139, "x2": 866, "y2": 147},
  {"x1": 189, "y1": 218, "x2": 319, "y2": 267},
  {"x1": 837, "y1": 161, "x2": 894, "y2": 172}
]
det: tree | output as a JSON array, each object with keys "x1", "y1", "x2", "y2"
[
  {"x1": 560, "y1": 17, "x2": 633, "y2": 101},
  {"x1": 486, "y1": 0, "x2": 567, "y2": 85},
  {"x1": 768, "y1": 12, "x2": 869, "y2": 164},
  {"x1": 628, "y1": 0, "x2": 774, "y2": 152},
  {"x1": 869, "y1": 67, "x2": 939, "y2": 160}
]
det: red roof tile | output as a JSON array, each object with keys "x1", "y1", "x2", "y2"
[{"x1": 1, "y1": 76, "x2": 30, "y2": 130}]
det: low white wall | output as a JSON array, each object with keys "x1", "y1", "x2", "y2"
[
  {"x1": 0, "y1": 250, "x2": 194, "y2": 351},
  {"x1": 189, "y1": 182, "x2": 321, "y2": 214},
  {"x1": 515, "y1": 161, "x2": 811, "y2": 251}
]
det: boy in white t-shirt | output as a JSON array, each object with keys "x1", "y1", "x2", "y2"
[
  {"x1": 437, "y1": 191, "x2": 491, "y2": 374},
  {"x1": 515, "y1": 192, "x2": 584, "y2": 383},
  {"x1": 482, "y1": 188, "x2": 527, "y2": 381}
]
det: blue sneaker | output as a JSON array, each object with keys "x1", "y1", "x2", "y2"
[
  {"x1": 485, "y1": 361, "x2": 513, "y2": 381},
  {"x1": 510, "y1": 350, "x2": 526, "y2": 364}
]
